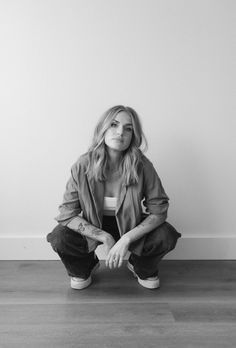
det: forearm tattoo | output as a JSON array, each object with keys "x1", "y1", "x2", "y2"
[
  {"x1": 77, "y1": 222, "x2": 86, "y2": 234},
  {"x1": 91, "y1": 228, "x2": 103, "y2": 237},
  {"x1": 77, "y1": 222, "x2": 102, "y2": 238}
]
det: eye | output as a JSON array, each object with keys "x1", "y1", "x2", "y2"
[
  {"x1": 125, "y1": 127, "x2": 133, "y2": 132},
  {"x1": 110, "y1": 122, "x2": 118, "y2": 127}
]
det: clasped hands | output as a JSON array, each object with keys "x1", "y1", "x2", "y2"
[{"x1": 103, "y1": 233, "x2": 131, "y2": 269}]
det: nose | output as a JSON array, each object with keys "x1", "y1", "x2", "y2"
[{"x1": 116, "y1": 125, "x2": 124, "y2": 136}]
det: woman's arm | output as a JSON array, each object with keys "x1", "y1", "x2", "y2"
[
  {"x1": 66, "y1": 216, "x2": 112, "y2": 244},
  {"x1": 55, "y1": 159, "x2": 116, "y2": 252},
  {"x1": 123, "y1": 213, "x2": 164, "y2": 243},
  {"x1": 65, "y1": 216, "x2": 116, "y2": 253},
  {"x1": 106, "y1": 214, "x2": 164, "y2": 269},
  {"x1": 107, "y1": 158, "x2": 169, "y2": 269}
]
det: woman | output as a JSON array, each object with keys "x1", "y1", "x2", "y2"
[{"x1": 47, "y1": 105, "x2": 181, "y2": 290}]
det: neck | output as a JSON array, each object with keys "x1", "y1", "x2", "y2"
[{"x1": 106, "y1": 149, "x2": 122, "y2": 171}]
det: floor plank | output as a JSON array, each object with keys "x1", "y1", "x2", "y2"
[
  {"x1": 1, "y1": 323, "x2": 236, "y2": 348},
  {"x1": 171, "y1": 302, "x2": 236, "y2": 322},
  {"x1": 0, "y1": 260, "x2": 235, "y2": 304},
  {"x1": 0, "y1": 303, "x2": 174, "y2": 324},
  {"x1": 0, "y1": 260, "x2": 236, "y2": 348}
]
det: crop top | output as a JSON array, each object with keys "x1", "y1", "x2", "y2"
[{"x1": 103, "y1": 196, "x2": 117, "y2": 216}]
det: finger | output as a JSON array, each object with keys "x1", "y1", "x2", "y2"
[
  {"x1": 105, "y1": 252, "x2": 111, "y2": 268},
  {"x1": 106, "y1": 246, "x2": 115, "y2": 268},
  {"x1": 112, "y1": 255, "x2": 120, "y2": 269},
  {"x1": 105, "y1": 257, "x2": 109, "y2": 268},
  {"x1": 108, "y1": 254, "x2": 115, "y2": 269},
  {"x1": 110, "y1": 254, "x2": 120, "y2": 269},
  {"x1": 118, "y1": 257, "x2": 123, "y2": 268}
]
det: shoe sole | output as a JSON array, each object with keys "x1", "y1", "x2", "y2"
[
  {"x1": 71, "y1": 262, "x2": 100, "y2": 290},
  {"x1": 127, "y1": 262, "x2": 160, "y2": 289}
]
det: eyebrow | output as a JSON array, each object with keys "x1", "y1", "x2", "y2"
[{"x1": 112, "y1": 120, "x2": 133, "y2": 126}]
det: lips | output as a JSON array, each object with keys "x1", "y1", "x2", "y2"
[{"x1": 112, "y1": 138, "x2": 123, "y2": 142}]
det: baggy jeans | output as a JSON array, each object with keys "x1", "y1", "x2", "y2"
[{"x1": 47, "y1": 216, "x2": 181, "y2": 279}]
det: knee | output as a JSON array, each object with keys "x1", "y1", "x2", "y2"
[
  {"x1": 47, "y1": 224, "x2": 69, "y2": 253},
  {"x1": 160, "y1": 222, "x2": 181, "y2": 251},
  {"x1": 144, "y1": 222, "x2": 181, "y2": 254}
]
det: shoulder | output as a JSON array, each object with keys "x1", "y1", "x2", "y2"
[
  {"x1": 71, "y1": 152, "x2": 90, "y2": 173},
  {"x1": 140, "y1": 153, "x2": 156, "y2": 171},
  {"x1": 139, "y1": 154, "x2": 162, "y2": 185}
]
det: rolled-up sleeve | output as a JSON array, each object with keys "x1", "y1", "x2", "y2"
[
  {"x1": 143, "y1": 161, "x2": 169, "y2": 220},
  {"x1": 55, "y1": 163, "x2": 82, "y2": 225}
]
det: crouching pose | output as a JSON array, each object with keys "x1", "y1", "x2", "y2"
[{"x1": 47, "y1": 105, "x2": 181, "y2": 290}]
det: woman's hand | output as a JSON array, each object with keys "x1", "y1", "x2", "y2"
[
  {"x1": 102, "y1": 233, "x2": 116, "y2": 254},
  {"x1": 105, "y1": 234, "x2": 131, "y2": 269}
]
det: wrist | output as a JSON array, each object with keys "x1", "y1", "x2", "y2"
[
  {"x1": 100, "y1": 231, "x2": 111, "y2": 244},
  {"x1": 121, "y1": 233, "x2": 131, "y2": 245}
]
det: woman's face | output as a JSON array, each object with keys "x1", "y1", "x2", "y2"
[{"x1": 104, "y1": 111, "x2": 133, "y2": 152}]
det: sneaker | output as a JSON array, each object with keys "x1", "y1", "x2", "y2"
[
  {"x1": 70, "y1": 261, "x2": 100, "y2": 290},
  {"x1": 127, "y1": 261, "x2": 160, "y2": 289}
]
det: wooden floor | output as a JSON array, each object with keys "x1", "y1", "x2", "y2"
[{"x1": 0, "y1": 260, "x2": 236, "y2": 348}]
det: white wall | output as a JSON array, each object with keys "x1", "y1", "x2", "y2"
[{"x1": 0, "y1": 0, "x2": 235, "y2": 259}]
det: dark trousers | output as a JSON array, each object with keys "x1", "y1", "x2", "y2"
[{"x1": 47, "y1": 216, "x2": 181, "y2": 279}]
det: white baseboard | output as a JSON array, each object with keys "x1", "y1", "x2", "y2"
[{"x1": 0, "y1": 236, "x2": 235, "y2": 260}]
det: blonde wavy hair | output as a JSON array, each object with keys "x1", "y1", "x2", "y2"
[{"x1": 86, "y1": 105, "x2": 148, "y2": 185}]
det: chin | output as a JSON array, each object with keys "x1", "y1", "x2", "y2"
[{"x1": 106, "y1": 144, "x2": 123, "y2": 152}]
